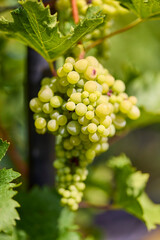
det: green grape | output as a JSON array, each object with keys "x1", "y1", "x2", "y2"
[
  {"x1": 38, "y1": 86, "x2": 53, "y2": 102},
  {"x1": 74, "y1": 59, "x2": 88, "y2": 73},
  {"x1": 128, "y1": 106, "x2": 140, "y2": 120},
  {"x1": 67, "y1": 121, "x2": 81, "y2": 135},
  {"x1": 75, "y1": 103, "x2": 87, "y2": 116},
  {"x1": 86, "y1": 111, "x2": 94, "y2": 120},
  {"x1": 66, "y1": 101, "x2": 76, "y2": 111},
  {"x1": 35, "y1": 117, "x2": 46, "y2": 129},
  {"x1": 70, "y1": 92, "x2": 82, "y2": 104},
  {"x1": 47, "y1": 119, "x2": 59, "y2": 132},
  {"x1": 63, "y1": 62, "x2": 73, "y2": 73},
  {"x1": 42, "y1": 103, "x2": 52, "y2": 114},
  {"x1": 57, "y1": 115, "x2": 68, "y2": 126},
  {"x1": 112, "y1": 80, "x2": 125, "y2": 93},
  {"x1": 50, "y1": 96, "x2": 63, "y2": 108},
  {"x1": 30, "y1": 98, "x2": 42, "y2": 113},
  {"x1": 67, "y1": 71, "x2": 80, "y2": 84},
  {"x1": 87, "y1": 123, "x2": 97, "y2": 133}
]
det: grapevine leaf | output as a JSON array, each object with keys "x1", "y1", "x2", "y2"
[
  {"x1": 129, "y1": 193, "x2": 160, "y2": 230},
  {"x1": 107, "y1": 154, "x2": 160, "y2": 230},
  {"x1": 128, "y1": 72, "x2": 160, "y2": 114},
  {"x1": 0, "y1": 0, "x2": 104, "y2": 62},
  {"x1": 119, "y1": 0, "x2": 160, "y2": 19},
  {"x1": 0, "y1": 139, "x2": 20, "y2": 234},
  {"x1": 58, "y1": 208, "x2": 80, "y2": 240},
  {"x1": 16, "y1": 187, "x2": 80, "y2": 240},
  {"x1": 0, "y1": 138, "x2": 9, "y2": 161},
  {"x1": 0, "y1": 229, "x2": 27, "y2": 240}
]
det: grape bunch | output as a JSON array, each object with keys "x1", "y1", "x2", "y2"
[{"x1": 30, "y1": 56, "x2": 140, "y2": 210}]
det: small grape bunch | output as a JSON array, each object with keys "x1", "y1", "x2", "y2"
[{"x1": 30, "y1": 56, "x2": 140, "y2": 210}]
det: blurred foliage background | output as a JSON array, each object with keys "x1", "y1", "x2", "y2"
[{"x1": 0, "y1": 0, "x2": 160, "y2": 239}]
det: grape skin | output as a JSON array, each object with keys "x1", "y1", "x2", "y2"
[{"x1": 29, "y1": 56, "x2": 140, "y2": 211}]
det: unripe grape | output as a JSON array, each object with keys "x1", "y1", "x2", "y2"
[
  {"x1": 35, "y1": 117, "x2": 46, "y2": 129},
  {"x1": 57, "y1": 115, "x2": 67, "y2": 126},
  {"x1": 57, "y1": 67, "x2": 66, "y2": 77},
  {"x1": 30, "y1": 98, "x2": 42, "y2": 113},
  {"x1": 129, "y1": 96, "x2": 137, "y2": 105},
  {"x1": 65, "y1": 57, "x2": 75, "y2": 64},
  {"x1": 83, "y1": 98, "x2": 90, "y2": 105},
  {"x1": 87, "y1": 123, "x2": 97, "y2": 133},
  {"x1": 66, "y1": 101, "x2": 76, "y2": 111},
  {"x1": 97, "y1": 125, "x2": 105, "y2": 134},
  {"x1": 70, "y1": 136, "x2": 81, "y2": 146},
  {"x1": 86, "y1": 56, "x2": 99, "y2": 67},
  {"x1": 89, "y1": 132, "x2": 100, "y2": 142},
  {"x1": 67, "y1": 71, "x2": 80, "y2": 84},
  {"x1": 89, "y1": 93, "x2": 97, "y2": 102},
  {"x1": 63, "y1": 63, "x2": 73, "y2": 73},
  {"x1": 67, "y1": 87, "x2": 76, "y2": 97},
  {"x1": 38, "y1": 86, "x2": 53, "y2": 102},
  {"x1": 86, "y1": 111, "x2": 94, "y2": 120},
  {"x1": 50, "y1": 110, "x2": 60, "y2": 119},
  {"x1": 70, "y1": 93, "x2": 82, "y2": 104},
  {"x1": 78, "y1": 116, "x2": 89, "y2": 125},
  {"x1": 77, "y1": 79, "x2": 85, "y2": 88},
  {"x1": 120, "y1": 100, "x2": 132, "y2": 114},
  {"x1": 84, "y1": 66, "x2": 97, "y2": 80},
  {"x1": 42, "y1": 103, "x2": 52, "y2": 114},
  {"x1": 96, "y1": 103, "x2": 111, "y2": 118},
  {"x1": 75, "y1": 103, "x2": 87, "y2": 116},
  {"x1": 82, "y1": 91, "x2": 89, "y2": 98},
  {"x1": 47, "y1": 119, "x2": 59, "y2": 132},
  {"x1": 84, "y1": 81, "x2": 97, "y2": 93},
  {"x1": 128, "y1": 106, "x2": 140, "y2": 120},
  {"x1": 112, "y1": 80, "x2": 125, "y2": 93},
  {"x1": 100, "y1": 116, "x2": 112, "y2": 128},
  {"x1": 67, "y1": 121, "x2": 81, "y2": 135},
  {"x1": 74, "y1": 59, "x2": 88, "y2": 73},
  {"x1": 50, "y1": 96, "x2": 63, "y2": 108}
]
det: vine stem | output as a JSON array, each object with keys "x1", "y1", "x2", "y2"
[
  {"x1": 85, "y1": 18, "x2": 144, "y2": 51},
  {"x1": 71, "y1": 0, "x2": 79, "y2": 24},
  {"x1": 79, "y1": 201, "x2": 119, "y2": 210},
  {"x1": 49, "y1": 62, "x2": 57, "y2": 76}
]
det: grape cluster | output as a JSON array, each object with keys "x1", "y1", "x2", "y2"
[{"x1": 30, "y1": 56, "x2": 140, "y2": 210}]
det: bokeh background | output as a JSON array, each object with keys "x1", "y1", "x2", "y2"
[{"x1": 0, "y1": 0, "x2": 160, "y2": 239}]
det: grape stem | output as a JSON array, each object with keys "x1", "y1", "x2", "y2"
[
  {"x1": 80, "y1": 201, "x2": 119, "y2": 210},
  {"x1": 49, "y1": 62, "x2": 57, "y2": 76},
  {"x1": 85, "y1": 18, "x2": 144, "y2": 51},
  {"x1": 71, "y1": 0, "x2": 79, "y2": 24},
  {"x1": 0, "y1": 123, "x2": 28, "y2": 178}
]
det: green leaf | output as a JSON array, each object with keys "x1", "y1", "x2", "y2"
[
  {"x1": 0, "y1": 138, "x2": 9, "y2": 161},
  {"x1": 0, "y1": 139, "x2": 20, "y2": 234},
  {"x1": 0, "y1": 0, "x2": 104, "y2": 62},
  {"x1": 107, "y1": 154, "x2": 149, "y2": 200},
  {"x1": 16, "y1": 187, "x2": 61, "y2": 240},
  {"x1": 128, "y1": 72, "x2": 160, "y2": 114},
  {"x1": 0, "y1": 168, "x2": 21, "y2": 234},
  {"x1": 58, "y1": 208, "x2": 81, "y2": 240},
  {"x1": 119, "y1": 0, "x2": 160, "y2": 19},
  {"x1": 16, "y1": 187, "x2": 81, "y2": 240},
  {"x1": 107, "y1": 154, "x2": 160, "y2": 230},
  {"x1": 0, "y1": 229, "x2": 27, "y2": 240},
  {"x1": 129, "y1": 193, "x2": 160, "y2": 230}
]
